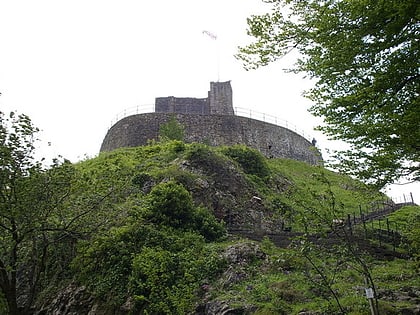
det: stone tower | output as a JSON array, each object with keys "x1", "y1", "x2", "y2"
[{"x1": 209, "y1": 81, "x2": 234, "y2": 115}]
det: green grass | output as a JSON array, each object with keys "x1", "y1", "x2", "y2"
[{"x1": 58, "y1": 141, "x2": 419, "y2": 314}]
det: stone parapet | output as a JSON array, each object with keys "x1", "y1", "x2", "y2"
[{"x1": 100, "y1": 113, "x2": 322, "y2": 165}]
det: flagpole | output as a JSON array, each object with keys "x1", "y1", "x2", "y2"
[{"x1": 202, "y1": 30, "x2": 219, "y2": 82}]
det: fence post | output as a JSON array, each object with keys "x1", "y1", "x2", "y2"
[
  {"x1": 410, "y1": 192, "x2": 414, "y2": 204},
  {"x1": 362, "y1": 214, "x2": 367, "y2": 238},
  {"x1": 392, "y1": 228, "x2": 396, "y2": 252},
  {"x1": 347, "y1": 214, "x2": 352, "y2": 235},
  {"x1": 378, "y1": 219, "x2": 382, "y2": 246}
]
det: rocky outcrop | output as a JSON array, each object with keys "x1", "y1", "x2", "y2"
[
  {"x1": 35, "y1": 284, "x2": 94, "y2": 315},
  {"x1": 196, "y1": 242, "x2": 265, "y2": 315},
  {"x1": 35, "y1": 283, "x2": 136, "y2": 315}
]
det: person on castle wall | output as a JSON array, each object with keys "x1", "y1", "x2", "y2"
[{"x1": 311, "y1": 138, "x2": 317, "y2": 146}]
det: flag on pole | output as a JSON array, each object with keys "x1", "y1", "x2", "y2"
[{"x1": 202, "y1": 30, "x2": 217, "y2": 40}]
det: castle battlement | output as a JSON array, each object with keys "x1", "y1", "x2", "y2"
[
  {"x1": 155, "y1": 81, "x2": 234, "y2": 116},
  {"x1": 100, "y1": 81, "x2": 322, "y2": 165}
]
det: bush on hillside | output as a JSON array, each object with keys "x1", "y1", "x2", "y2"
[
  {"x1": 72, "y1": 224, "x2": 225, "y2": 313},
  {"x1": 143, "y1": 181, "x2": 225, "y2": 240},
  {"x1": 221, "y1": 145, "x2": 270, "y2": 178}
]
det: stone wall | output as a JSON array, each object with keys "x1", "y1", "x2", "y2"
[
  {"x1": 153, "y1": 81, "x2": 234, "y2": 116},
  {"x1": 209, "y1": 81, "x2": 234, "y2": 115},
  {"x1": 100, "y1": 113, "x2": 322, "y2": 165},
  {"x1": 155, "y1": 96, "x2": 209, "y2": 115}
]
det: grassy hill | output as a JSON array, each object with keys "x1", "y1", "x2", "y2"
[{"x1": 4, "y1": 141, "x2": 418, "y2": 314}]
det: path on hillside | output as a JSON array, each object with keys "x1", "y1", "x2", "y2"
[{"x1": 229, "y1": 202, "x2": 415, "y2": 258}]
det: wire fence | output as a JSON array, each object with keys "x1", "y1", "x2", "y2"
[
  {"x1": 230, "y1": 194, "x2": 416, "y2": 251},
  {"x1": 389, "y1": 192, "x2": 416, "y2": 204},
  {"x1": 108, "y1": 104, "x2": 315, "y2": 141}
]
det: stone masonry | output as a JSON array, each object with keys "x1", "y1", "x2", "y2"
[{"x1": 100, "y1": 81, "x2": 322, "y2": 165}]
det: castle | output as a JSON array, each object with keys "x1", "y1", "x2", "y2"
[
  {"x1": 100, "y1": 81, "x2": 322, "y2": 165},
  {"x1": 155, "y1": 81, "x2": 234, "y2": 116}
]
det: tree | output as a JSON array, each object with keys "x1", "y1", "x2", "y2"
[
  {"x1": 290, "y1": 170, "x2": 379, "y2": 314},
  {"x1": 144, "y1": 181, "x2": 225, "y2": 240},
  {"x1": 237, "y1": 0, "x2": 419, "y2": 188},
  {"x1": 0, "y1": 111, "x2": 77, "y2": 314},
  {"x1": 159, "y1": 115, "x2": 185, "y2": 142}
]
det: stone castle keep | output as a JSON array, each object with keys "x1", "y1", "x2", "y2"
[{"x1": 100, "y1": 81, "x2": 322, "y2": 165}]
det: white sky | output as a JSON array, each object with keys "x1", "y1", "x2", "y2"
[{"x1": 0, "y1": 0, "x2": 417, "y2": 203}]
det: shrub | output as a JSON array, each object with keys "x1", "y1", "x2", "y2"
[
  {"x1": 192, "y1": 206, "x2": 226, "y2": 241},
  {"x1": 144, "y1": 181, "x2": 226, "y2": 240},
  {"x1": 159, "y1": 115, "x2": 184, "y2": 141},
  {"x1": 72, "y1": 223, "x2": 225, "y2": 313},
  {"x1": 221, "y1": 145, "x2": 270, "y2": 178},
  {"x1": 129, "y1": 247, "x2": 196, "y2": 314},
  {"x1": 71, "y1": 226, "x2": 136, "y2": 305},
  {"x1": 145, "y1": 181, "x2": 195, "y2": 228}
]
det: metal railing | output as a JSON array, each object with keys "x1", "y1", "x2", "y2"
[
  {"x1": 109, "y1": 104, "x2": 155, "y2": 128},
  {"x1": 108, "y1": 104, "x2": 314, "y2": 141},
  {"x1": 233, "y1": 107, "x2": 313, "y2": 141}
]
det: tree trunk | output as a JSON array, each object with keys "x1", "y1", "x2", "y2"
[{"x1": 5, "y1": 287, "x2": 21, "y2": 315}]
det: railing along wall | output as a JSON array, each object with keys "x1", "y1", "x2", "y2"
[{"x1": 108, "y1": 104, "x2": 315, "y2": 142}]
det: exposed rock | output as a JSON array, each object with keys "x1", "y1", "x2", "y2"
[
  {"x1": 222, "y1": 242, "x2": 266, "y2": 265},
  {"x1": 204, "y1": 300, "x2": 234, "y2": 315},
  {"x1": 35, "y1": 283, "x2": 94, "y2": 315},
  {"x1": 196, "y1": 242, "x2": 266, "y2": 314},
  {"x1": 35, "y1": 283, "x2": 132, "y2": 315},
  {"x1": 201, "y1": 299, "x2": 256, "y2": 315}
]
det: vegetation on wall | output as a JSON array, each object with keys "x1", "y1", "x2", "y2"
[{"x1": 158, "y1": 115, "x2": 185, "y2": 142}]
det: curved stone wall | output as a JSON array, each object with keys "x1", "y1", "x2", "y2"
[{"x1": 100, "y1": 113, "x2": 322, "y2": 165}]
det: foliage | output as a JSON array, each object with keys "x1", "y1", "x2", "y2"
[
  {"x1": 0, "y1": 292, "x2": 6, "y2": 315},
  {"x1": 385, "y1": 205, "x2": 420, "y2": 260},
  {"x1": 73, "y1": 223, "x2": 226, "y2": 313},
  {"x1": 72, "y1": 178, "x2": 225, "y2": 313},
  {"x1": 267, "y1": 158, "x2": 385, "y2": 232},
  {"x1": 184, "y1": 143, "x2": 228, "y2": 170},
  {"x1": 1, "y1": 122, "x2": 417, "y2": 314},
  {"x1": 0, "y1": 112, "x2": 78, "y2": 314},
  {"x1": 237, "y1": 0, "x2": 420, "y2": 188},
  {"x1": 221, "y1": 144, "x2": 270, "y2": 178},
  {"x1": 143, "y1": 181, "x2": 226, "y2": 241},
  {"x1": 130, "y1": 242, "x2": 222, "y2": 314},
  {"x1": 216, "y1": 238, "x2": 419, "y2": 314},
  {"x1": 144, "y1": 181, "x2": 195, "y2": 228},
  {"x1": 0, "y1": 111, "x2": 134, "y2": 314},
  {"x1": 159, "y1": 115, "x2": 185, "y2": 142}
]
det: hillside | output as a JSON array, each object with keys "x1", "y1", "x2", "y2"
[{"x1": 4, "y1": 141, "x2": 419, "y2": 314}]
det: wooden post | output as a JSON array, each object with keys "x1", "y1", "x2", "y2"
[
  {"x1": 410, "y1": 192, "x2": 414, "y2": 204},
  {"x1": 371, "y1": 220, "x2": 374, "y2": 238},
  {"x1": 392, "y1": 227, "x2": 396, "y2": 252},
  {"x1": 378, "y1": 219, "x2": 382, "y2": 246},
  {"x1": 347, "y1": 214, "x2": 352, "y2": 235},
  {"x1": 362, "y1": 214, "x2": 367, "y2": 238}
]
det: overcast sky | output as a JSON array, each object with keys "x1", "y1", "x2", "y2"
[{"x1": 0, "y1": 0, "x2": 417, "y2": 202}]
